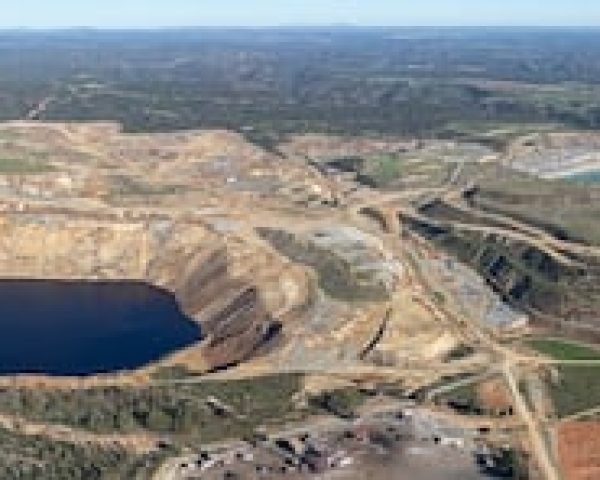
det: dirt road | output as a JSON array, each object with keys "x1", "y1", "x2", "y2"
[{"x1": 503, "y1": 361, "x2": 560, "y2": 480}]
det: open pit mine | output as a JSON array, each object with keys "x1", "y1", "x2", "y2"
[
  {"x1": 0, "y1": 121, "x2": 497, "y2": 387},
  {"x1": 1, "y1": 119, "x2": 599, "y2": 480}
]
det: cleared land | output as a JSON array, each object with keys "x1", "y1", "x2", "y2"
[{"x1": 557, "y1": 421, "x2": 600, "y2": 480}]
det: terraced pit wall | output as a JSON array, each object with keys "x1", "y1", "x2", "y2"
[
  {"x1": 403, "y1": 202, "x2": 600, "y2": 340},
  {"x1": 0, "y1": 212, "x2": 275, "y2": 371},
  {"x1": 256, "y1": 227, "x2": 390, "y2": 302}
]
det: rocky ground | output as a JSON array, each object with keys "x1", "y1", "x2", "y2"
[{"x1": 0, "y1": 122, "x2": 467, "y2": 385}]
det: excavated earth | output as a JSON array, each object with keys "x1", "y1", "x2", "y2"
[
  {"x1": 0, "y1": 210, "x2": 277, "y2": 373},
  {"x1": 0, "y1": 121, "x2": 487, "y2": 385}
]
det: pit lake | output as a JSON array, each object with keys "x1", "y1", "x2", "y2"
[
  {"x1": 0, "y1": 280, "x2": 201, "y2": 376},
  {"x1": 566, "y1": 169, "x2": 600, "y2": 184}
]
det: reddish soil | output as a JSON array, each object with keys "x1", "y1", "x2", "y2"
[
  {"x1": 477, "y1": 378, "x2": 513, "y2": 410},
  {"x1": 557, "y1": 421, "x2": 600, "y2": 480}
]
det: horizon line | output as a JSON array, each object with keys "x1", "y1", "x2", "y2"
[{"x1": 1, "y1": 24, "x2": 600, "y2": 31}]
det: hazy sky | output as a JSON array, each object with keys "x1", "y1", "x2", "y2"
[{"x1": 1, "y1": 0, "x2": 599, "y2": 28}]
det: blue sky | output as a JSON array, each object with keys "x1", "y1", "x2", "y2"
[{"x1": 1, "y1": 1, "x2": 599, "y2": 28}]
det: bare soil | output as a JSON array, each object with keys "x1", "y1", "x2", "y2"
[{"x1": 557, "y1": 421, "x2": 600, "y2": 480}]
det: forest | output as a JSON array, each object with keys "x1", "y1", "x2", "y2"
[{"x1": 1, "y1": 28, "x2": 600, "y2": 148}]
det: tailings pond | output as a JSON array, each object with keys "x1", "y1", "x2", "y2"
[
  {"x1": 567, "y1": 169, "x2": 600, "y2": 183},
  {"x1": 0, "y1": 280, "x2": 201, "y2": 376}
]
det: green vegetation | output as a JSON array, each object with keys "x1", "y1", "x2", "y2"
[
  {"x1": 488, "y1": 447, "x2": 530, "y2": 480},
  {"x1": 0, "y1": 157, "x2": 53, "y2": 174},
  {"x1": 307, "y1": 388, "x2": 368, "y2": 419},
  {"x1": 473, "y1": 171, "x2": 600, "y2": 246},
  {"x1": 548, "y1": 366, "x2": 600, "y2": 417},
  {"x1": 433, "y1": 376, "x2": 513, "y2": 417},
  {"x1": 445, "y1": 162, "x2": 600, "y2": 244},
  {"x1": 257, "y1": 228, "x2": 390, "y2": 302},
  {"x1": 150, "y1": 364, "x2": 202, "y2": 380},
  {"x1": 440, "y1": 121, "x2": 563, "y2": 151},
  {"x1": 109, "y1": 176, "x2": 181, "y2": 197},
  {"x1": 372, "y1": 382, "x2": 406, "y2": 399},
  {"x1": 2, "y1": 30, "x2": 600, "y2": 146},
  {"x1": 407, "y1": 190, "x2": 600, "y2": 332},
  {"x1": 443, "y1": 344, "x2": 475, "y2": 362},
  {"x1": 0, "y1": 428, "x2": 167, "y2": 480},
  {"x1": 527, "y1": 339, "x2": 600, "y2": 361},
  {"x1": 436, "y1": 382, "x2": 478, "y2": 405},
  {"x1": 362, "y1": 155, "x2": 403, "y2": 187},
  {"x1": 322, "y1": 153, "x2": 450, "y2": 190},
  {"x1": 432, "y1": 290, "x2": 446, "y2": 305},
  {"x1": 0, "y1": 374, "x2": 305, "y2": 444}
]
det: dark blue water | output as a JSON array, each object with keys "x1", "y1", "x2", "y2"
[{"x1": 0, "y1": 280, "x2": 201, "y2": 376}]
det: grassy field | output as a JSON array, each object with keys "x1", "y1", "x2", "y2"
[
  {"x1": 527, "y1": 339, "x2": 600, "y2": 361},
  {"x1": 362, "y1": 154, "x2": 404, "y2": 186},
  {"x1": 548, "y1": 366, "x2": 600, "y2": 417},
  {"x1": 475, "y1": 169, "x2": 600, "y2": 246},
  {"x1": 0, "y1": 157, "x2": 53, "y2": 174}
]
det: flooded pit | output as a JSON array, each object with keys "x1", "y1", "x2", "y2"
[{"x1": 0, "y1": 280, "x2": 201, "y2": 376}]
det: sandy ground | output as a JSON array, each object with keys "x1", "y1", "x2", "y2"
[{"x1": 477, "y1": 378, "x2": 513, "y2": 411}]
